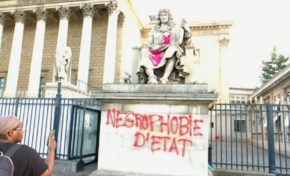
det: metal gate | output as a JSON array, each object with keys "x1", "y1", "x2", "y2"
[
  {"x1": 0, "y1": 97, "x2": 101, "y2": 171},
  {"x1": 209, "y1": 103, "x2": 290, "y2": 175}
]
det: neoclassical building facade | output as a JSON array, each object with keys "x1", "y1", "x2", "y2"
[
  {"x1": 0, "y1": 0, "x2": 232, "y2": 100},
  {"x1": 250, "y1": 64, "x2": 290, "y2": 104}
]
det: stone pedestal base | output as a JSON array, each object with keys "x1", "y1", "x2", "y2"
[{"x1": 93, "y1": 84, "x2": 217, "y2": 176}]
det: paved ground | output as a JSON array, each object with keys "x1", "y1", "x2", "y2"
[
  {"x1": 53, "y1": 164, "x2": 176, "y2": 176},
  {"x1": 77, "y1": 164, "x2": 98, "y2": 176},
  {"x1": 210, "y1": 141, "x2": 290, "y2": 175},
  {"x1": 53, "y1": 163, "x2": 97, "y2": 176},
  {"x1": 53, "y1": 140, "x2": 290, "y2": 175},
  {"x1": 89, "y1": 170, "x2": 180, "y2": 176}
]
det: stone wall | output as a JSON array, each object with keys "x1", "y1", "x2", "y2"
[
  {"x1": 92, "y1": 84, "x2": 217, "y2": 176},
  {"x1": 42, "y1": 14, "x2": 59, "y2": 83},
  {"x1": 18, "y1": 20, "x2": 35, "y2": 92},
  {"x1": 0, "y1": 9, "x2": 109, "y2": 93},
  {"x1": 97, "y1": 102, "x2": 210, "y2": 176},
  {"x1": 89, "y1": 13, "x2": 108, "y2": 91},
  {"x1": 0, "y1": 21, "x2": 13, "y2": 80}
]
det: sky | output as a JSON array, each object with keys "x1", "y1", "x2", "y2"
[{"x1": 131, "y1": 0, "x2": 290, "y2": 88}]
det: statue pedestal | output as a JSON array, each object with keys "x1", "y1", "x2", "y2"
[
  {"x1": 91, "y1": 84, "x2": 217, "y2": 176},
  {"x1": 44, "y1": 82, "x2": 88, "y2": 98}
]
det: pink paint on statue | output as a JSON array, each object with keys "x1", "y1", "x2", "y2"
[
  {"x1": 150, "y1": 34, "x2": 172, "y2": 66},
  {"x1": 163, "y1": 34, "x2": 171, "y2": 44},
  {"x1": 150, "y1": 50, "x2": 163, "y2": 66}
]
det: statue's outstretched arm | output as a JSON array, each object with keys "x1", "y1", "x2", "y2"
[
  {"x1": 181, "y1": 18, "x2": 191, "y2": 33},
  {"x1": 180, "y1": 19, "x2": 192, "y2": 46},
  {"x1": 178, "y1": 28, "x2": 185, "y2": 45}
]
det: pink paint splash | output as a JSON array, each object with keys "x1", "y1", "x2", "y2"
[
  {"x1": 163, "y1": 34, "x2": 171, "y2": 44},
  {"x1": 150, "y1": 34, "x2": 171, "y2": 66}
]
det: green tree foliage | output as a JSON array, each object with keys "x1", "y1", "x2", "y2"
[{"x1": 260, "y1": 47, "x2": 289, "y2": 84}]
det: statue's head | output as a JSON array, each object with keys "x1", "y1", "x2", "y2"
[
  {"x1": 158, "y1": 9, "x2": 171, "y2": 15},
  {"x1": 156, "y1": 9, "x2": 174, "y2": 30},
  {"x1": 63, "y1": 46, "x2": 72, "y2": 59}
]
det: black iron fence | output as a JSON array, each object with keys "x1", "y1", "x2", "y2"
[
  {"x1": 0, "y1": 89, "x2": 101, "y2": 171},
  {"x1": 209, "y1": 103, "x2": 290, "y2": 176}
]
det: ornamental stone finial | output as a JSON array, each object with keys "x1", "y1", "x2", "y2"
[
  {"x1": 58, "y1": 6, "x2": 70, "y2": 19},
  {"x1": 107, "y1": 0, "x2": 118, "y2": 14},
  {"x1": 14, "y1": 10, "x2": 26, "y2": 23},
  {"x1": 35, "y1": 8, "x2": 47, "y2": 21},
  {"x1": 82, "y1": 3, "x2": 94, "y2": 17}
]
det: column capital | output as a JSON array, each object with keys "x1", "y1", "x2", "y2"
[
  {"x1": 14, "y1": 10, "x2": 26, "y2": 23},
  {"x1": 0, "y1": 13, "x2": 5, "y2": 23},
  {"x1": 82, "y1": 3, "x2": 94, "y2": 17},
  {"x1": 107, "y1": 0, "x2": 118, "y2": 15},
  {"x1": 219, "y1": 37, "x2": 229, "y2": 47},
  {"x1": 35, "y1": 8, "x2": 47, "y2": 21},
  {"x1": 58, "y1": 6, "x2": 70, "y2": 19}
]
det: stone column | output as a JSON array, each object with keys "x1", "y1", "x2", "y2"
[
  {"x1": 4, "y1": 10, "x2": 25, "y2": 97},
  {"x1": 56, "y1": 6, "x2": 70, "y2": 51},
  {"x1": 77, "y1": 4, "x2": 94, "y2": 92},
  {"x1": 0, "y1": 13, "x2": 5, "y2": 54},
  {"x1": 27, "y1": 9, "x2": 47, "y2": 97},
  {"x1": 218, "y1": 37, "x2": 229, "y2": 102},
  {"x1": 103, "y1": 0, "x2": 119, "y2": 83}
]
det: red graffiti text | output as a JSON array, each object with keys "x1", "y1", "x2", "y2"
[{"x1": 106, "y1": 109, "x2": 205, "y2": 157}]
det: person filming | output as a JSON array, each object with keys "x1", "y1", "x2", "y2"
[{"x1": 0, "y1": 116, "x2": 56, "y2": 176}]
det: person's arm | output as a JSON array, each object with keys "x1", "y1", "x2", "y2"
[{"x1": 41, "y1": 137, "x2": 57, "y2": 176}]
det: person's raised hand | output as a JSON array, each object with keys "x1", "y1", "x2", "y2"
[{"x1": 48, "y1": 131, "x2": 57, "y2": 152}]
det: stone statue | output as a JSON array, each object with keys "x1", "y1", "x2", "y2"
[
  {"x1": 137, "y1": 9, "x2": 192, "y2": 84},
  {"x1": 55, "y1": 45, "x2": 72, "y2": 82}
]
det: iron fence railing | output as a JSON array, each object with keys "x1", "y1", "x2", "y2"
[
  {"x1": 0, "y1": 94, "x2": 101, "y2": 171},
  {"x1": 209, "y1": 103, "x2": 290, "y2": 176}
]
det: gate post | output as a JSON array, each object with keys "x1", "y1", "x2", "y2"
[
  {"x1": 14, "y1": 98, "x2": 20, "y2": 116},
  {"x1": 53, "y1": 82, "x2": 62, "y2": 142},
  {"x1": 266, "y1": 104, "x2": 276, "y2": 174},
  {"x1": 208, "y1": 144, "x2": 212, "y2": 164}
]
